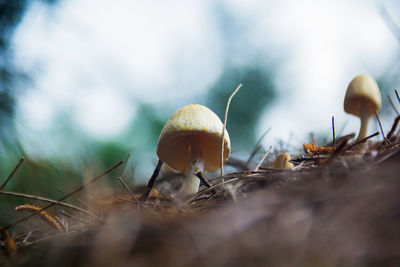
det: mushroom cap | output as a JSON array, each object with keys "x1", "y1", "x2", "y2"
[
  {"x1": 274, "y1": 153, "x2": 293, "y2": 169},
  {"x1": 157, "y1": 104, "x2": 231, "y2": 174},
  {"x1": 344, "y1": 74, "x2": 382, "y2": 118}
]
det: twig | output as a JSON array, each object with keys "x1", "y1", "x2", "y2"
[
  {"x1": 4, "y1": 160, "x2": 123, "y2": 230},
  {"x1": 375, "y1": 111, "x2": 391, "y2": 145},
  {"x1": 0, "y1": 158, "x2": 24, "y2": 190},
  {"x1": 195, "y1": 172, "x2": 212, "y2": 188},
  {"x1": 345, "y1": 132, "x2": 379, "y2": 151},
  {"x1": 246, "y1": 127, "x2": 271, "y2": 165},
  {"x1": 387, "y1": 115, "x2": 400, "y2": 140},
  {"x1": 0, "y1": 190, "x2": 100, "y2": 220},
  {"x1": 221, "y1": 83, "x2": 242, "y2": 176},
  {"x1": 332, "y1": 116, "x2": 336, "y2": 146},
  {"x1": 333, "y1": 133, "x2": 355, "y2": 146},
  {"x1": 254, "y1": 146, "x2": 273, "y2": 171},
  {"x1": 388, "y1": 95, "x2": 400, "y2": 115},
  {"x1": 117, "y1": 177, "x2": 157, "y2": 214},
  {"x1": 396, "y1": 89, "x2": 400, "y2": 105},
  {"x1": 117, "y1": 177, "x2": 140, "y2": 204},
  {"x1": 141, "y1": 159, "x2": 163, "y2": 201},
  {"x1": 323, "y1": 139, "x2": 348, "y2": 166}
]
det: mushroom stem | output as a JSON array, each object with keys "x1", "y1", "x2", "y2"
[
  {"x1": 178, "y1": 172, "x2": 201, "y2": 199},
  {"x1": 357, "y1": 115, "x2": 370, "y2": 142},
  {"x1": 178, "y1": 162, "x2": 204, "y2": 199}
]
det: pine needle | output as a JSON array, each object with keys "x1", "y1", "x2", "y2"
[{"x1": 221, "y1": 83, "x2": 242, "y2": 176}]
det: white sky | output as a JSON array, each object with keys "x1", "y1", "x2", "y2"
[{"x1": 11, "y1": 0, "x2": 400, "y2": 164}]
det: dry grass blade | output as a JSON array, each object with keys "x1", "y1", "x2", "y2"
[
  {"x1": 396, "y1": 89, "x2": 400, "y2": 104},
  {"x1": 387, "y1": 94, "x2": 400, "y2": 115},
  {"x1": 15, "y1": 204, "x2": 63, "y2": 231},
  {"x1": 387, "y1": 115, "x2": 400, "y2": 140},
  {"x1": 117, "y1": 176, "x2": 156, "y2": 214},
  {"x1": 4, "y1": 160, "x2": 123, "y2": 230},
  {"x1": 221, "y1": 83, "x2": 242, "y2": 176},
  {"x1": 345, "y1": 132, "x2": 379, "y2": 151},
  {"x1": 254, "y1": 146, "x2": 272, "y2": 171},
  {"x1": 117, "y1": 177, "x2": 140, "y2": 204},
  {"x1": 0, "y1": 157, "x2": 24, "y2": 190},
  {"x1": 375, "y1": 111, "x2": 391, "y2": 145}
]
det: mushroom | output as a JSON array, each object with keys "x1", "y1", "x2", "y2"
[
  {"x1": 344, "y1": 74, "x2": 382, "y2": 142},
  {"x1": 142, "y1": 104, "x2": 231, "y2": 200},
  {"x1": 273, "y1": 153, "x2": 293, "y2": 169}
]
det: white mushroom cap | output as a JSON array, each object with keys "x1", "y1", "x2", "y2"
[
  {"x1": 344, "y1": 74, "x2": 381, "y2": 118},
  {"x1": 157, "y1": 104, "x2": 231, "y2": 174}
]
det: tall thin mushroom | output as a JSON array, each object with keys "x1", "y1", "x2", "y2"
[{"x1": 344, "y1": 74, "x2": 382, "y2": 142}]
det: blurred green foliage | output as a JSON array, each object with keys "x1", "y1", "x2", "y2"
[{"x1": 207, "y1": 65, "x2": 276, "y2": 151}]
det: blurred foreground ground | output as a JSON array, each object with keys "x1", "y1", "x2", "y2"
[{"x1": 1, "y1": 129, "x2": 400, "y2": 266}]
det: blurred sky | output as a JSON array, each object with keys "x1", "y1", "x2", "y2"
[{"x1": 9, "y1": 0, "x2": 400, "y2": 177}]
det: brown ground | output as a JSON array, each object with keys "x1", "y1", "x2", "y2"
[{"x1": 2, "y1": 130, "x2": 400, "y2": 267}]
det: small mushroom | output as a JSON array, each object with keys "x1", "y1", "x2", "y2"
[
  {"x1": 274, "y1": 153, "x2": 293, "y2": 169},
  {"x1": 344, "y1": 74, "x2": 382, "y2": 142},
  {"x1": 145, "y1": 104, "x2": 231, "y2": 200}
]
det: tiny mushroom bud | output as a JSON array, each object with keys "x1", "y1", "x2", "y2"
[
  {"x1": 344, "y1": 74, "x2": 382, "y2": 142},
  {"x1": 157, "y1": 104, "x2": 231, "y2": 198},
  {"x1": 274, "y1": 153, "x2": 293, "y2": 170}
]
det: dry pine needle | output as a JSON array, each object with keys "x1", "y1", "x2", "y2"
[{"x1": 15, "y1": 204, "x2": 63, "y2": 231}]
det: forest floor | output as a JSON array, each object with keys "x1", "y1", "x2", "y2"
[{"x1": 2, "y1": 119, "x2": 400, "y2": 266}]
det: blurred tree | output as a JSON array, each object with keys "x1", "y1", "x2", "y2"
[
  {"x1": 0, "y1": 0, "x2": 58, "y2": 140},
  {"x1": 0, "y1": 0, "x2": 27, "y2": 139}
]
